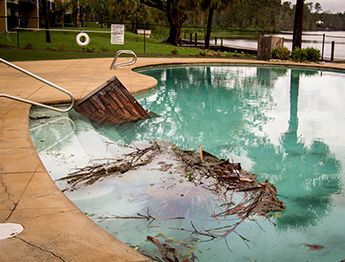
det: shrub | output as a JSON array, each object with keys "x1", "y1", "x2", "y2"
[
  {"x1": 85, "y1": 46, "x2": 95, "y2": 53},
  {"x1": 271, "y1": 46, "x2": 290, "y2": 60},
  {"x1": 304, "y1": 47, "x2": 320, "y2": 62},
  {"x1": 171, "y1": 48, "x2": 178, "y2": 55},
  {"x1": 291, "y1": 48, "x2": 307, "y2": 62},
  {"x1": 291, "y1": 47, "x2": 321, "y2": 62},
  {"x1": 199, "y1": 50, "x2": 207, "y2": 57},
  {"x1": 24, "y1": 43, "x2": 33, "y2": 49}
]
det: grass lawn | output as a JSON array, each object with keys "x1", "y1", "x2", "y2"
[{"x1": 0, "y1": 29, "x2": 254, "y2": 61}]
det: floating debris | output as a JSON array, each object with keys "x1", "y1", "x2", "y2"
[
  {"x1": 60, "y1": 140, "x2": 285, "y2": 219},
  {"x1": 145, "y1": 235, "x2": 199, "y2": 262},
  {"x1": 74, "y1": 76, "x2": 151, "y2": 124},
  {"x1": 303, "y1": 243, "x2": 325, "y2": 251},
  {"x1": 59, "y1": 140, "x2": 285, "y2": 259}
]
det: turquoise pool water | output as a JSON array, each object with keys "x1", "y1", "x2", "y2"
[{"x1": 30, "y1": 65, "x2": 345, "y2": 261}]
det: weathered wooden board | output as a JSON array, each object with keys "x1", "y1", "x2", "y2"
[{"x1": 74, "y1": 76, "x2": 151, "y2": 125}]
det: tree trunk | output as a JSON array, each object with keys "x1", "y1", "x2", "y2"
[
  {"x1": 131, "y1": 18, "x2": 135, "y2": 32},
  {"x1": 205, "y1": 7, "x2": 214, "y2": 49},
  {"x1": 61, "y1": 12, "x2": 65, "y2": 28},
  {"x1": 165, "y1": 23, "x2": 181, "y2": 45},
  {"x1": 292, "y1": 0, "x2": 304, "y2": 50},
  {"x1": 283, "y1": 70, "x2": 300, "y2": 152},
  {"x1": 79, "y1": 6, "x2": 85, "y2": 27},
  {"x1": 289, "y1": 71, "x2": 300, "y2": 135},
  {"x1": 42, "y1": 0, "x2": 51, "y2": 43},
  {"x1": 72, "y1": 3, "x2": 79, "y2": 27},
  {"x1": 100, "y1": 15, "x2": 104, "y2": 28},
  {"x1": 165, "y1": 0, "x2": 186, "y2": 46}
]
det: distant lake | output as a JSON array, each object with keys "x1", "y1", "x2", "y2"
[{"x1": 222, "y1": 31, "x2": 345, "y2": 61}]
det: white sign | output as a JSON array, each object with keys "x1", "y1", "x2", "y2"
[{"x1": 111, "y1": 24, "x2": 125, "y2": 45}]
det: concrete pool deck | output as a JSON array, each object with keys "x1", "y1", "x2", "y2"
[{"x1": 0, "y1": 57, "x2": 344, "y2": 261}]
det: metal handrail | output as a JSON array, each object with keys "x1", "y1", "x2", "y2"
[
  {"x1": 0, "y1": 58, "x2": 75, "y2": 113},
  {"x1": 110, "y1": 50, "x2": 137, "y2": 70}
]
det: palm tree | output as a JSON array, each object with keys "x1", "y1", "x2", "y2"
[{"x1": 292, "y1": 0, "x2": 304, "y2": 50}]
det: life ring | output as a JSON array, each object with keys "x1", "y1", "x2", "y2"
[{"x1": 76, "y1": 32, "x2": 90, "y2": 47}]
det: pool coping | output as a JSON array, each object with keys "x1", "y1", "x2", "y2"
[{"x1": 0, "y1": 57, "x2": 344, "y2": 261}]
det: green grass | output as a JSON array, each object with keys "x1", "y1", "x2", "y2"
[{"x1": 0, "y1": 29, "x2": 255, "y2": 61}]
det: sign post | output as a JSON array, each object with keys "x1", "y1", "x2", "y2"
[
  {"x1": 111, "y1": 24, "x2": 124, "y2": 45},
  {"x1": 144, "y1": 29, "x2": 146, "y2": 54}
]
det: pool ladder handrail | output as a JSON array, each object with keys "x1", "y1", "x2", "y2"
[
  {"x1": 0, "y1": 58, "x2": 75, "y2": 113},
  {"x1": 110, "y1": 50, "x2": 137, "y2": 70}
]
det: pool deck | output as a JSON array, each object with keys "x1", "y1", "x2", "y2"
[{"x1": 0, "y1": 57, "x2": 344, "y2": 261}]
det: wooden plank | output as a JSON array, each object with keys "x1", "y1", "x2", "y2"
[
  {"x1": 116, "y1": 86, "x2": 150, "y2": 117},
  {"x1": 114, "y1": 87, "x2": 144, "y2": 118},
  {"x1": 108, "y1": 92, "x2": 134, "y2": 119},
  {"x1": 78, "y1": 103, "x2": 94, "y2": 116},
  {"x1": 98, "y1": 93, "x2": 125, "y2": 123},
  {"x1": 74, "y1": 76, "x2": 150, "y2": 125}
]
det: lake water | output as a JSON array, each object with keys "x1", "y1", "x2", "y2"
[
  {"x1": 222, "y1": 31, "x2": 345, "y2": 61},
  {"x1": 30, "y1": 64, "x2": 345, "y2": 261}
]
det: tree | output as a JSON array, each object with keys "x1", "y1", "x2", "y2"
[
  {"x1": 55, "y1": 1, "x2": 71, "y2": 27},
  {"x1": 201, "y1": 0, "x2": 234, "y2": 49},
  {"x1": 292, "y1": 0, "x2": 304, "y2": 50},
  {"x1": 90, "y1": 0, "x2": 108, "y2": 28},
  {"x1": 71, "y1": 0, "x2": 79, "y2": 27},
  {"x1": 79, "y1": 0, "x2": 89, "y2": 27},
  {"x1": 278, "y1": 1, "x2": 294, "y2": 30},
  {"x1": 128, "y1": 1, "x2": 151, "y2": 32},
  {"x1": 42, "y1": 0, "x2": 51, "y2": 43},
  {"x1": 141, "y1": 0, "x2": 196, "y2": 45},
  {"x1": 314, "y1": 2, "x2": 322, "y2": 13}
]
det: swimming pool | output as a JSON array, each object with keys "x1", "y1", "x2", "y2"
[{"x1": 30, "y1": 64, "x2": 345, "y2": 261}]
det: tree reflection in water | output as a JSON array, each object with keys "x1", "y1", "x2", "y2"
[
  {"x1": 94, "y1": 65, "x2": 341, "y2": 230},
  {"x1": 249, "y1": 69, "x2": 341, "y2": 229}
]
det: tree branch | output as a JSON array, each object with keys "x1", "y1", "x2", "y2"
[{"x1": 141, "y1": 0, "x2": 167, "y2": 12}]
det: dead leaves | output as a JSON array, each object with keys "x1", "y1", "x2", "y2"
[{"x1": 303, "y1": 243, "x2": 324, "y2": 251}]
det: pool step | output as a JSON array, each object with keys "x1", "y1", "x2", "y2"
[{"x1": 74, "y1": 76, "x2": 151, "y2": 125}]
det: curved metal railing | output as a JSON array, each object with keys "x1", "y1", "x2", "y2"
[
  {"x1": 110, "y1": 50, "x2": 137, "y2": 70},
  {"x1": 0, "y1": 58, "x2": 75, "y2": 113}
]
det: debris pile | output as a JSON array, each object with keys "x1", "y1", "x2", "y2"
[{"x1": 59, "y1": 141, "x2": 285, "y2": 260}]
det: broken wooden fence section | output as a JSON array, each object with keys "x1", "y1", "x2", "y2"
[{"x1": 74, "y1": 76, "x2": 151, "y2": 125}]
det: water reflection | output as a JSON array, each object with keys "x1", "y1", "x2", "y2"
[
  {"x1": 94, "y1": 65, "x2": 342, "y2": 230},
  {"x1": 96, "y1": 66, "x2": 282, "y2": 151},
  {"x1": 248, "y1": 70, "x2": 341, "y2": 229},
  {"x1": 30, "y1": 115, "x2": 75, "y2": 152}
]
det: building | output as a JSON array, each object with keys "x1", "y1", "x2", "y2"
[{"x1": 0, "y1": 0, "x2": 54, "y2": 32}]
